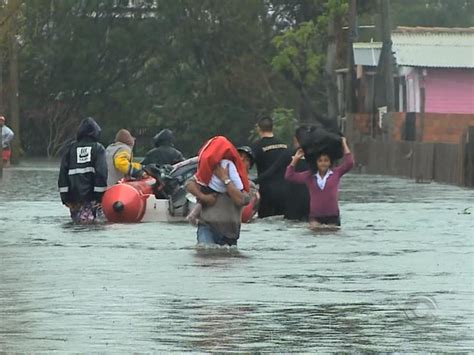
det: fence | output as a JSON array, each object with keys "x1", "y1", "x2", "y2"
[
  {"x1": 347, "y1": 112, "x2": 474, "y2": 144},
  {"x1": 464, "y1": 127, "x2": 474, "y2": 187},
  {"x1": 345, "y1": 113, "x2": 474, "y2": 187},
  {"x1": 352, "y1": 139, "x2": 473, "y2": 187}
]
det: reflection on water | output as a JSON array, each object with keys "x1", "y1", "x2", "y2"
[{"x1": 0, "y1": 163, "x2": 473, "y2": 352}]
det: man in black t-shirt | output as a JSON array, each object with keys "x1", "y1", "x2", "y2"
[{"x1": 252, "y1": 117, "x2": 292, "y2": 218}]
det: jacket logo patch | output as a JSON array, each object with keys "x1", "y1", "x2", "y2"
[
  {"x1": 262, "y1": 144, "x2": 288, "y2": 152},
  {"x1": 76, "y1": 147, "x2": 92, "y2": 164}
]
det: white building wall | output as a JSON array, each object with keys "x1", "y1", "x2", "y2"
[{"x1": 399, "y1": 66, "x2": 420, "y2": 112}]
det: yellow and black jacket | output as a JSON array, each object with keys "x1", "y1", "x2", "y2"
[{"x1": 105, "y1": 142, "x2": 143, "y2": 186}]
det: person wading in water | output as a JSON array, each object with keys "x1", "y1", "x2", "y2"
[
  {"x1": 251, "y1": 116, "x2": 292, "y2": 218},
  {"x1": 0, "y1": 115, "x2": 14, "y2": 168},
  {"x1": 58, "y1": 117, "x2": 108, "y2": 224},
  {"x1": 285, "y1": 137, "x2": 354, "y2": 228},
  {"x1": 186, "y1": 136, "x2": 251, "y2": 247}
]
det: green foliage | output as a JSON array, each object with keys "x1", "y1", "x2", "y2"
[
  {"x1": 316, "y1": 0, "x2": 349, "y2": 30},
  {"x1": 270, "y1": 107, "x2": 298, "y2": 145},
  {"x1": 358, "y1": 0, "x2": 474, "y2": 39},
  {"x1": 272, "y1": 21, "x2": 325, "y2": 86},
  {"x1": 248, "y1": 107, "x2": 297, "y2": 145},
  {"x1": 16, "y1": 0, "x2": 302, "y2": 156},
  {"x1": 392, "y1": 0, "x2": 474, "y2": 27},
  {"x1": 5, "y1": 0, "x2": 473, "y2": 157},
  {"x1": 270, "y1": 0, "x2": 347, "y2": 122}
]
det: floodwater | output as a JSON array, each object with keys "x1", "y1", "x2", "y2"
[{"x1": 0, "y1": 161, "x2": 473, "y2": 352}]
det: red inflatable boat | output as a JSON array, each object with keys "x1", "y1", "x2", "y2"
[
  {"x1": 101, "y1": 158, "x2": 259, "y2": 224},
  {"x1": 102, "y1": 178, "x2": 160, "y2": 223}
]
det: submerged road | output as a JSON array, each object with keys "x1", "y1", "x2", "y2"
[{"x1": 0, "y1": 161, "x2": 473, "y2": 352}]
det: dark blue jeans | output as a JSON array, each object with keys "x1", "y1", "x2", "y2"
[{"x1": 197, "y1": 224, "x2": 237, "y2": 246}]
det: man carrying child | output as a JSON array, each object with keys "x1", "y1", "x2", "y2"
[{"x1": 185, "y1": 136, "x2": 251, "y2": 247}]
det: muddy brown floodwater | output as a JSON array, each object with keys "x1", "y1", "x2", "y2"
[{"x1": 0, "y1": 161, "x2": 473, "y2": 352}]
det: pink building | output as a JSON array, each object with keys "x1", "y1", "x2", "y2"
[
  {"x1": 423, "y1": 69, "x2": 474, "y2": 114},
  {"x1": 352, "y1": 27, "x2": 474, "y2": 114},
  {"x1": 393, "y1": 27, "x2": 474, "y2": 114}
]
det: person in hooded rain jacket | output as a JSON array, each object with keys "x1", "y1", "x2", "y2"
[
  {"x1": 58, "y1": 117, "x2": 108, "y2": 224},
  {"x1": 141, "y1": 129, "x2": 184, "y2": 166},
  {"x1": 105, "y1": 129, "x2": 145, "y2": 186}
]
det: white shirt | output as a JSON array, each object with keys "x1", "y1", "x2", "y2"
[
  {"x1": 208, "y1": 159, "x2": 243, "y2": 193},
  {"x1": 1, "y1": 125, "x2": 14, "y2": 149},
  {"x1": 315, "y1": 170, "x2": 333, "y2": 190}
]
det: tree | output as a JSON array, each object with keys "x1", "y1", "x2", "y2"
[
  {"x1": 271, "y1": 0, "x2": 347, "y2": 123},
  {"x1": 0, "y1": 0, "x2": 22, "y2": 162},
  {"x1": 392, "y1": 0, "x2": 474, "y2": 28},
  {"x1": 18, "y1": 0, "x2": 292, "y2": 156},
  {"x1": 10, "y1": 0, "x2": 472, "y2": 158},
  {"x1": 20, "y1": 0, "x2": 160, "y2": 156},
  {"x1": 124, "y1": 0, "x2": 291, "y2": 153}
]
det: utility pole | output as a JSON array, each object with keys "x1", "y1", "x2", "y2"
[
  {"x1": 7, "y1": 0, "x2": 20, "y2": 164},
  {"x1": 380, "y1": 0, "x2": 395, "y2": 111},
  {"x1": 345, "y1": 0, "x2": 357, "y2": 114},
  {"x1": 326, "y1": 11, "x2": 338, "y2": 120}
]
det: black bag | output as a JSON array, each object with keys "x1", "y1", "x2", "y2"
[{"x1": 297, "y1": 125, "x2": 343, "y2": 171}]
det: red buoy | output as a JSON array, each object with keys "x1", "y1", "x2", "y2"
[{"x1": 102, "y1": 178, "x2": 155, "y2": 223}]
